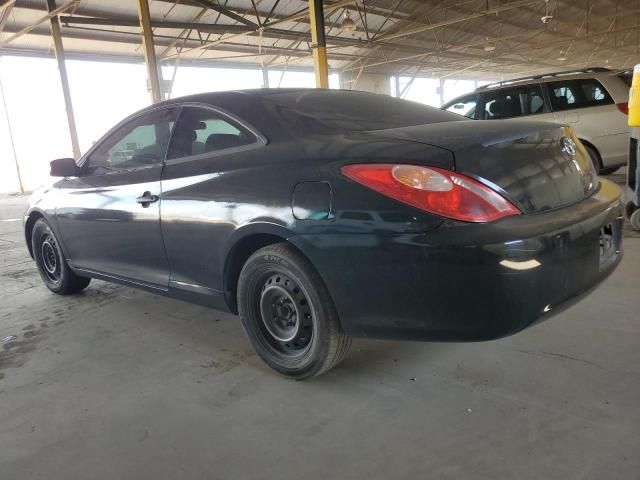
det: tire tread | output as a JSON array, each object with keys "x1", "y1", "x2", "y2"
[{"x1": 238, "y1": 242, "x2": 351, "y2": 379}]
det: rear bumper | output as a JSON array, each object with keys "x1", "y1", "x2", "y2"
[{"x1": 290, "y1": 179, "x2": 624, "y2": 341}]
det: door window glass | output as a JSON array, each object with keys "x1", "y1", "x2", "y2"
[
  {"x1": 444, "y1": 95, "x2": 477, "y2": 119},
  {"x1": 167, "y1": 107, "x2": 258, "y2": 160},
  {"x1": 481, "y1": 85, "x2": 545, "y2": 119},
  {"x1": 83, "y1": 108, "x2": 178, "y2": 174},
  {"x1": 579, "y1": 78, "x2": 612, "y2": 104},
  {"x1": 547, "y1": 79, "x2": 613, "y2": 111}
]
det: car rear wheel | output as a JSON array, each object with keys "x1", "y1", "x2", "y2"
[
  {"x1": 630, "y1": 208, "x2": 640, "y2": 231},
  {"x1": 32, "y1": 218, "x2": 91, "y2": 295},
  {"x1": 583, "y1": 144, "x2": 604, "y2": 174},
  {"x1": 237, "y1": 243, "x2": 351, "y2": 379}
]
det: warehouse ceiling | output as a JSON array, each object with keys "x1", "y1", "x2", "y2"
[{"x1": 1, "y1": 0, "x2": 640, "y2": 79}]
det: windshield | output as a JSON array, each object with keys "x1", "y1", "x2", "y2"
[{"x1": 259, "y1": 90, "x2": 461, "y2": 132}]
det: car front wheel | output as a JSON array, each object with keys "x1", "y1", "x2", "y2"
[
  {"x1": 237, "y1": 243, "x2": 351, "y2": 379},
  {"x1": 32, "y1": 218, "x2": 91, "y2": 295}
]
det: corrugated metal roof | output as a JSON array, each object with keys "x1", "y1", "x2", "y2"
[{"x1": 1, "y1": 0, "x2": 640, "y2": 78}]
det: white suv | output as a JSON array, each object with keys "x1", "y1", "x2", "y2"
[{"x1": 442, "y1": 68, "x2": 630, "y2": 174}]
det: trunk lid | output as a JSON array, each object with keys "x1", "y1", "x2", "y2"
[{"x1": 365, "y1": 120, "x2": 598, "y2": 214}]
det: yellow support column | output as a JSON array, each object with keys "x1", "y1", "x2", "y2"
[
  {"x1": 136, "y1": 0, "x2": 162, "y2": 103},
  {"x1": 309, "y1": 0, "x2": 329, "y2": 89}
]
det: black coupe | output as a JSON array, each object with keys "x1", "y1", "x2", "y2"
[{"x1": 25, "y1": 89, "x2": 624, "y2": 378}]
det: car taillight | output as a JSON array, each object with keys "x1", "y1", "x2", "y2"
[
  {"x1": 341, "y1": 164, "x2": 521, "y2": 223},
  {"x1": 617, "y1": 102, "x2": 629, "y2": 114}
]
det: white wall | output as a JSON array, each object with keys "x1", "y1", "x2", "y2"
[
  {"x1": 391, "y1": 75, "x2": 494, "y2": 107},
  {"x1": 341, "y1": 72, "x2": 391, "y2": 95},
  {"x1": 0, "y1": 57, "x2": 72, "y2": 193}
]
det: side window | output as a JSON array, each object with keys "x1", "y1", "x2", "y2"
[
  {"x1": 529, "y1": 86, "x2": 545, "y2": 113},
  {"x1": 578, "y1": 78, "x2": 613, "y2": 105},
  {"x1": 444, "y1": 95, "x2": 477, "y2": 119},
  {"x1": 481, "y1": 85, "x2": 544, "y2": 119},
  {"x1": 547, "y1": 79, "x2": 613, "y2": 111},
  {"x1": 167, "y1": 106, "x2": 258, "y2": 160},
  {"x1": 548, "y1": 82, "x2": 578, "y2": 111},
  {"x1": 84, "y1": 108, "x2": 178, "y2": 175}
]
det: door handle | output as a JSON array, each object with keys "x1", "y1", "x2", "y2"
[{"x1": 136, "y1": 191, "x2": 159, "y2": 207}]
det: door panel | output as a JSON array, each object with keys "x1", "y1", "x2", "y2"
[
  {"x1": 555, "y1": 111, "x2": 580, "y2": 123},
  {"x1": 55, "y1": 107, "x2": 179, "y2": 288},
  {"x1": 159, "y1": 105, "x2": 266, "y2": 294},
  {"x1": 56, "y1": 167, "x2": 169, "y2": 287}
]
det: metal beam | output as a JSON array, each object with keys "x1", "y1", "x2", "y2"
[
  {"x1": 58, "y1": 15, "x2": 363, "y2": 49},
  {"x1": 136, "y1": 0, "x2": 162, "y2": 103},
  {"x1": 2, "y1": 24, "x2": 461, "y2": 72},
  {"x1": 194, "y1": 0, "x2": 258, "y2": 28},
  {"x1": 375, "y1": 0, "x2": 540, "y2": 42},
  {"x1": 46, "y1": 0, "x2": 80, "y2": 159},
  {"x1": 0, "y1": 0, "x2": 16, "y2": 35},
  {"x1": 159, "y1": 7, "x2": 207, "y2": 58},
  {"x1": 309, "y1": 0, "x2": 329, "y2": 88},
  {"x1": 264, "y1": 0, "x2": 355, "y2": 28},
  {"x1": 56, "y1": 15, "x2": 524, "y2": 68},
  {"x1": 0, "y1": 0, "x2": 78, "y2": 48}
]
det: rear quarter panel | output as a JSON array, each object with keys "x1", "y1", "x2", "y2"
[{"x1": 158, "y1": 133, "x2": 454, "y2": 297}]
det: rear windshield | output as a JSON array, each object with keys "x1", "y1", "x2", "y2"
[{"x1": 259, "y1": 90, "x2": 461, "y2": 132}]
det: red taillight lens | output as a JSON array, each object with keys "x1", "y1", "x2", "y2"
[
  {"x1": 617, "y1": 102, "x2": 629, "y2": 115},
  {"x1": 341, "y1": 164, "x2": 521, "y2": 223}
]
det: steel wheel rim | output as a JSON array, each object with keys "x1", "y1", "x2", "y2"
[
  {"x1": 40, "y1": 233, "x2": 61, "y2": 282},
  {"x1": 258, "y1": 273, "x2": 313, "y2": 355}
]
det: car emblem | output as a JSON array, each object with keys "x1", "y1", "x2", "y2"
[{"x1": 561, "y1": 136, "x2": 577, "y2": 156}]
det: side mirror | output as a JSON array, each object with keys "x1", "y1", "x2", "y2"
[{"x1": 50, "y1": 158, "x2": 79, "y2": 177}]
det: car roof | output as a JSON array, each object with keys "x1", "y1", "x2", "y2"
[
  {"x1": 477, "y1": 67, "x2": 624, "y2": 91},
  {"x1": 160, "y1": 88, "x2": 356, "y2": 104},
  {"x1": 443, "y1": 67, "x2": 628, "y2": 106}
]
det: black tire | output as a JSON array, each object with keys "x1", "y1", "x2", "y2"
[
  {"x1": 630, "y1": 209, "x2": 640, "y2": 231},
  {"x1": 583, "y1": 144, "x2": 603, "y2": 174},
  {"x1": 237, "y1": 243, "x2": 351, "y2": 379},
  {"x1": 31, "y1": 218, "x2": 91, "y2": 295}
]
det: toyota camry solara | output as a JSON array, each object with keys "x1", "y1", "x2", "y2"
[{"x1": 25, "y1": 89, "x2": 624, "y2": 379}]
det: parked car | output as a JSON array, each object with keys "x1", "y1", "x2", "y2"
[
  {"x1": 442, "y1": 67, "x2": 630, "y2": 174},
  {"x1": 25, "y1": 89, "x2": 623, "y2": 379}
]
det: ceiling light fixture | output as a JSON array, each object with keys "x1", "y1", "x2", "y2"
[
  {"x1": 541, "y1": 0, "x2": 554, "y2": 24},
  {"x1": 484, "y1": 37, "x2": 496, "y2": 52},
  {"x1": 341, "y1": 10, "x2": 356, "y2": 32}
]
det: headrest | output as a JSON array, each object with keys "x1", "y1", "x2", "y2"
[
  {"x1": 205, "y1": 133, "x2": 246, "y2": 152},
  {"x1": 554, "y1": 96, "x2": 569, "y2": 107}
]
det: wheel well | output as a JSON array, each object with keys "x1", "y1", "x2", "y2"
[
  {"x1": 578, "y1": 139, "x2": 603, "y2": 170},
  {"x1": 24, "y1": 212, "x2": 44, "y2": 258},
  {"x1": 223, "y1": 233, "x2": 287, "y2": 314}
]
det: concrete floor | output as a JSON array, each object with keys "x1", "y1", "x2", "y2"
[{"x1": 0, "y1": 174, "x2": 639, "y2": 480}]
